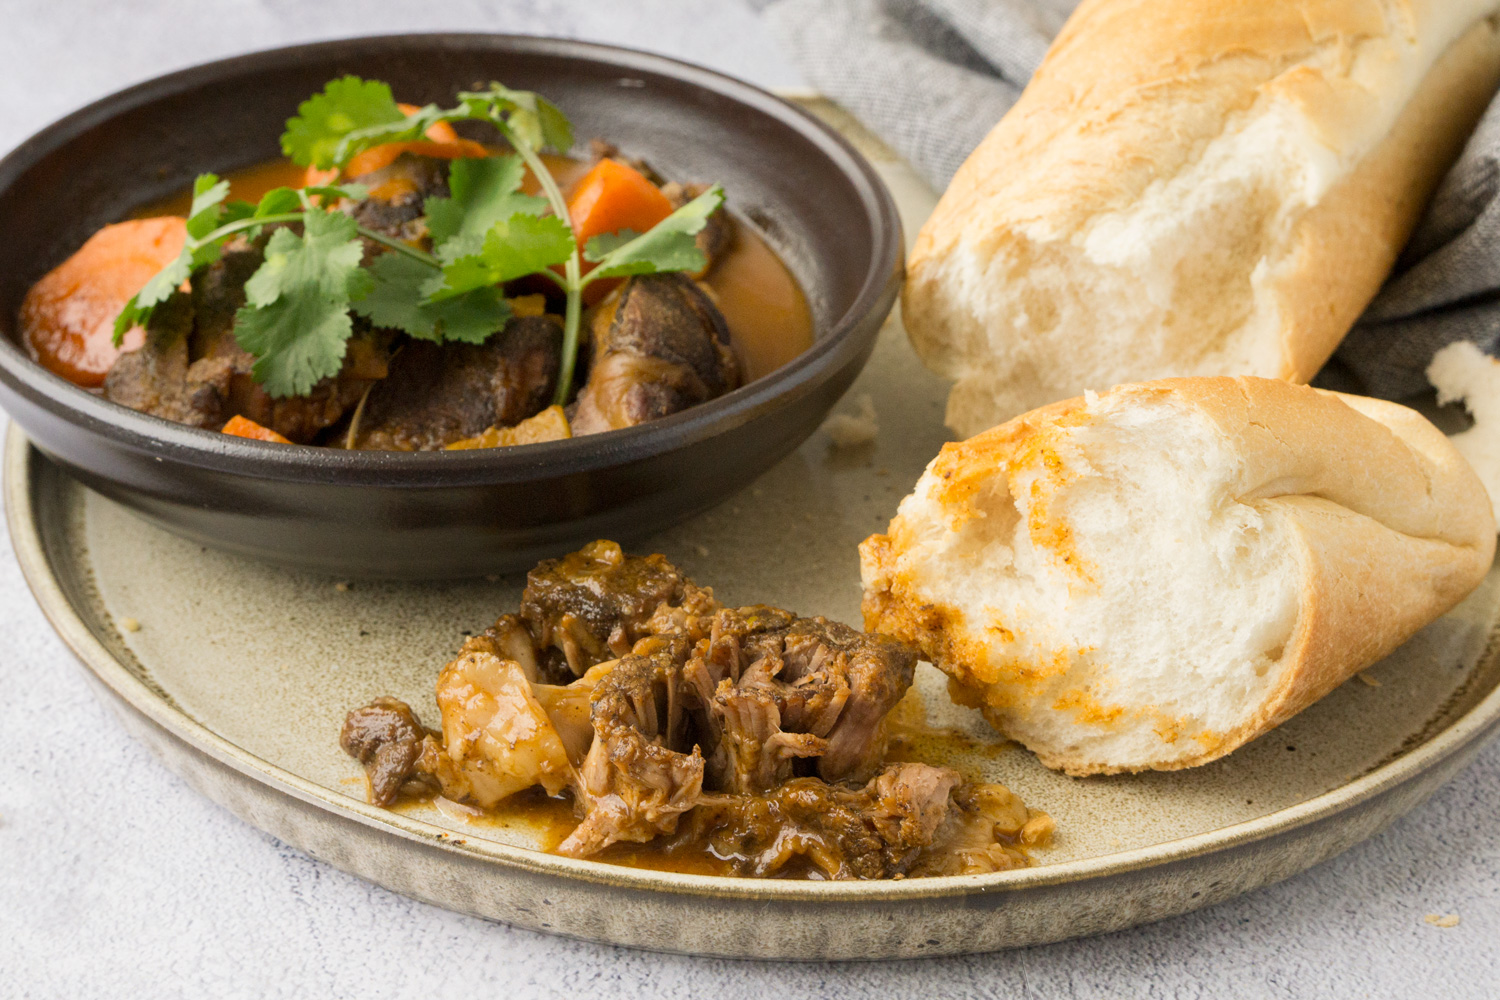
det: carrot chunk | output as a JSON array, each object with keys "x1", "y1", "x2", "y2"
[
  {"x1": 563, "y1": 159, "x2": 675, "y2": 302},
  {"x1": 396, "y1": 103, "x2": 460, "y2": 144},
  {"x1": 303, "y1": 103, "x2": 485, "y2": 187},
  {"x1": 567, "y1": 158, "x2": 674, "y2": 249},
  {"x1": 20, "y1": 217, "x2": 187, "y2": 388},
  {"x1": 222, "y1": 415, "x2": 292, "y2": 444}
]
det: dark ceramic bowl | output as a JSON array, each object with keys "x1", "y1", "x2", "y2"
[{"x1": 0, "y1": 34, "x2": 901, "y2": 578}]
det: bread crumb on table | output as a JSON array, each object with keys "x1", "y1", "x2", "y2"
[
  {"x1": 822, "y1": 394, "x2": 878, "y2": 448},
  {"x1": 119, "y1": 617, "x2": 140, "y2": 633},
  {"x1": 334, "y1": 581, "x2": 350, "y2": 592},
  {"x1": 1424, "y1": 913, "x2": 1461, "y2": 928},
  {"x1": 1357, "y1": 672, "x2": 1382, "y2": 687}
]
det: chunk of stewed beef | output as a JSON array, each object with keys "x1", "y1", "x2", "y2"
[
  {"x1": 340, "y1": 542, "x2": 1044, "y2": 880},
  {"x1": 353, "y1": 315, "x2": 562, "y2": 450},
  {"x1": 519, "y1": 540, "x2": 689, "y2": 679},
  {"x1": 570, "y1": 274, "x2": 739, "y2": 435}
]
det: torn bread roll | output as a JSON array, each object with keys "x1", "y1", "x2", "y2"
[
  {"x1": 860, "y1": 378, "x2": 1496, "y2": 775},
  {"x1": 905, "y1": 0, "x2": 1500, "y2": 437}
]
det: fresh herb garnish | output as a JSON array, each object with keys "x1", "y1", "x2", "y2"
[
  {"x1": 113, "y1": 174, "x2": 232, "y2": 340},
  {"x1": 281, "y1": 76, "x2": 407, "y2": 170},
  {"x1": 423, "y1": 156, "x2": 547, "y2": 249},
  {"x1": 114, "y1": 76, "x2": 722, "y2": 404},
  {"x1": 232, "y1": 207, "x2": 374, "y2": 397},
  {"x1": 583, "y1": 190, "x2": 726, "y2": 280},
  {"x1": 354, "y1": 253, "x2": 510, "y2": 345}
]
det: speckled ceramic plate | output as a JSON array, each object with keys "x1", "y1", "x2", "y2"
[{"x1": 8, "y1": 97, "x2": 1500, "y2": 960}]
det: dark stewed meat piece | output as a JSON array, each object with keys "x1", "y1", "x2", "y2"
[
  {"x1": 103, "y1": 291, "x2": 226, "y2": 428},
  {"x1": 684, "y1": 611, "x2": 917, "y2": 794},
  {"x1": 519, "y1": 539, "x2": 689, "y2": 679},
  {"x1": 570, "y1": 274, "x2": 740, "y2": 435},
  {"x1": 340, "y1": 697, "x2": 434, "y2": 806},
  {"x1": 339, "y1": 542, "x2": 1049, "y2": 879},
  {"x1": 557, "y1": 650, "x2": 708, "y2": 856},
  {"x1": 677, "y1": 762, "x2": 963, "y2": 879},
  {"x1": 352, "y1": 315, "x2": 562, "y2": 451},
  {"x1": 557, "y1": 597, "x2": 930, "y2": 867},
  {"x1": 344, "y1": 152, "x2": 451, "y2": 248},
  {"x1": 104, "y1": 236, "x2": 389, "y2": 442}
]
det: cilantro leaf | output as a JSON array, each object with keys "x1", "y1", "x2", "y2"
[
  {"x1": 234, "y1": 294, "x2": 356, "y2": 400},
  {"x1": 424, "y1": 156, "x2": 546, "y2": 249},
  {"x1": 302, "y1": 183, "x2": 370, "y2": 204},
  {"x1": 423, "y1": 249, "x2": 494, "y2": 299},
  {"x1": 252, "y1": 187, "x2": 302, "y2": 218},
  {"x1": 232, "y1": 208, "x2": 373, "y2": 396},
  {"x1": 434, "y1": 232, "x2": 485, "y2": 265},
  {"x1": 581, "y1": 229, "x2": 639, "y2": 259},
  {"x1": 113, "y1": 249, "x2": 191, "y2": 344},
  {"x1": 244, "y1": 209, "x2": 371, "y2": 304},
  {"x1": 458, "y1": 84, "x2": 573, "y2": 153},
  {"x1": 282, "y1": 76, "x2": 405, "y2": 169},
  {"x1": 479, "y1": 214, "x2": 576, "y2": 281},
  {"x1": 185, "y1": 174, "x2": 230, "y2": 240},
  {"x1": 582, "y1": 186, "x2": 723, "y2": 281},
  {"x1": 427, "y1": 213, "x2": 574, "y2": 300},
  {"x1": 321, "y1": 82, "x2": 575, "y2": 170},
  {"x1": 222, "y1": 199, "x2": 258, "y2": 225},
  {"x1": 328, "y1": 105, "x2": 447, "y2": 167},
  {"x1": 353, "y1": 253, "x2": 512, "y2": 344},
  {"x1": 113, "y1": 173, "x2": 234, "y2": 343}
]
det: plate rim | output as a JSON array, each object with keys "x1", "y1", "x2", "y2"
[{"x1": 10, "y1": 424, "x2": 1500, "y2": 903}]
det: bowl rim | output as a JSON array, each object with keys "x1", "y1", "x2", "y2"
[{"x1": 0, "y1": 32, "x2": 903, "y2": 486}]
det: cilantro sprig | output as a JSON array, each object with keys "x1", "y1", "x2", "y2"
[{"x1": 114, "y1": 76, "x2": 723, "y2": 405}]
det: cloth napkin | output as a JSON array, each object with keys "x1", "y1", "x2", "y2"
[{"x1": 753, "y1": 0, "x2": 1500, "y2": 405}]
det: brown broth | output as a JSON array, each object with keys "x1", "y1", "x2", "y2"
[
  {"x1": 392, "y1": 708, "x2": 1034, "y2": 881},
  {"x1": 133, "y1": 155, "x2": 813, "y2": 383},
  {"x1": 388, "y1": 786, "x2": 578, "y2": 850}
]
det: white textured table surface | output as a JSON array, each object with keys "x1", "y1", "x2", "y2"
[{"x1": 2, "y1": 3, "x2": 1498, "y2": 997}]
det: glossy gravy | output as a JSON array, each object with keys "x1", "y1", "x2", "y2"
[
  {"x1": 391, "y1": 705, "x2": 1036, "y2": 880},
  {"x1": 135, "y1": 155, "x2": 814, "y2": 382}
]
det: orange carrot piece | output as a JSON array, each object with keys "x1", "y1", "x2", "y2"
[
  {"x1": 396, "y1": 103, "x2": 460, "y2": 144},
  {"x1": 562, "y1": 159, "x2": 676, "y2": 302},
  {"x1": 222, "y1": 415, "x2": 292, "y2": 444},
  {"x1": 344, "y1": 138, "x2": 489, "y2": 180},
  {"x1": 567, "y1": 158, "x2": 674, "y2": 250},
  {"x1": 303, "y1": 104, "x2": 483, "y2": 187},
  {"x1": 20, "y1": 217, "x2": 187, "y2": 388}
]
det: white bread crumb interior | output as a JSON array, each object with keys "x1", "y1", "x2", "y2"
[
  {"x1": 905, "y1": 1, "x2": 1500, "y2": 435},
  {"x1": 862, "y1": 378, "x2": 1496, "y2": 774}
]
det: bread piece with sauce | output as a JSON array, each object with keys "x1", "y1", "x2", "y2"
[
  {"x1": 904, "y1": 0, "x2": 1500, "y2": 436},
  {"x1": 860, "y1": 377, "x2": 1496, "y2": 775}
]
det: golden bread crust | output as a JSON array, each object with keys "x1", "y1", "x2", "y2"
[
  {"x1": 862, "y1": 377, "x2": 1496, "y2": 774},
  {"x1": 904, "y1": 1, "x2": 1500, "y2": 435}
]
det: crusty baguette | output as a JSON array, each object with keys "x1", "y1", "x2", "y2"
[
  {"x1": 860, "y1": 377, "x2": 1496, "y2": 775},
  {"x1": 905, "y1": 0, "x2": 1500, "y2": 437}
]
